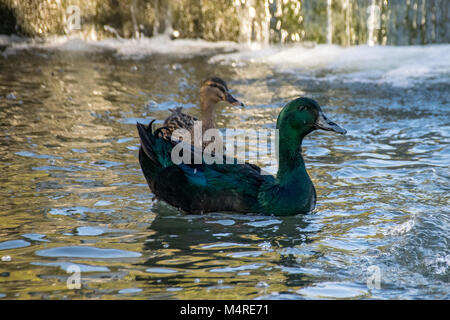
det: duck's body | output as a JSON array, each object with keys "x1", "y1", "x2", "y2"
[
  {"x1": 138, "y1": 143, "x2": 273, "y2": 213},
  {"x1": 160, "y1": 77, "x2": 243, "y2": 145},
  {"x1": 137, "y1": 97, "x2": 346, "y2": 216}
]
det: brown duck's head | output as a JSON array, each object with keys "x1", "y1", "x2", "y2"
[{"x1": 199, "y1": 77, "x2": 244, "y2": 110}]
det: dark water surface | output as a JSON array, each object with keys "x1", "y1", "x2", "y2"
[{"x1": 0, "y1": 40, "x2": 448, "y2": 299}]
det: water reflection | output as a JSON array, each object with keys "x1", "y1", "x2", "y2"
[{"x1": 137, "y1": 207, "x2": 312, "y2": 298}]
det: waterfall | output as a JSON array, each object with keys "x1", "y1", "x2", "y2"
[
  {"x1": 367, "y1": 0, "x2": 380, "y2": 46},
  {"x1": 327, "y1": 0, "x2": 333, "y2": 45},
  {"x1": 261, "y1": 0, "x2": 271, "y2": 46},
  {"x1": 153, "y1": 0, "x2": 173, "y2": 37},
  {"x1": 0, "y1": 0, "x2": 448, "y2": 45},
  {"x1": 234, "y1": 0, "x2": 271, "y2": 47},
  {"x1": 235, "y1": 0, "x2": 252, "y2": 45},
  {"x1": 344, "y1": 0, "x2": 351, "y2": 46},
  {"x1": 163, "y1": 2, "x2": 173, "y2": 37},
  {"x1": 130, "y1": 0, "x2": 140, "y2": 39}
]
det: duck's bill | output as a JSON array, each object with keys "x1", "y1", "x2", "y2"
[
  {"x1": 316, "y1": 111, "x2": 347, "y2": 135},
  {"x1": 226, "y1": 93, "x2": 244, "y2": 106}
]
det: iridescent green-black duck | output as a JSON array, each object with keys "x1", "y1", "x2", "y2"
[{"x1": 137, "y1": 97, "x2": 346, "y2": 216}]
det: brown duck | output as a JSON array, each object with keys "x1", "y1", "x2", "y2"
[{"x1": 160, "y1": 77, "x2": 244, "y2": 146}]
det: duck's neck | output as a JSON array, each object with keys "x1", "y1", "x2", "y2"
[
  {"x1": 276, "y1": 129, "x2": 310, "y2": 187},
  {"x1": 200, "y1": 98, "x2": 216, "y2": 131}
]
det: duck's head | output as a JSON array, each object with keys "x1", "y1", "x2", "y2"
[
  {"x1": 200, "y1": 77, "x2": 244, "y2": 111},
  {"x1": 277, "y1": 97, "x2": 346, "y2": 138}
]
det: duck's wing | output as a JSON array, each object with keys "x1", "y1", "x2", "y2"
[
  {"x1": 152, "y1": 162, "x2": 273, "y2": 214},
  {"x1": 163, "y1": 107, "x2": 198, "y2": 136},
  {"x1": 137, "y1": 120, "x2": 275, "y2": 214}
]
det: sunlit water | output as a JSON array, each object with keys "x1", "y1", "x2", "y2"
[{"x1": 0, "y1": 38, "x2": 448, "y2": 299}]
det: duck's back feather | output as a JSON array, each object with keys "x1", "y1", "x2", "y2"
[{"x1": 163, "y1": 107, "x2": 197, "y2": 138}]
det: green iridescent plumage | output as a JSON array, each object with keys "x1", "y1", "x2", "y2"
[{"x1": 137, "y1": 97, "x2": 346, "y2": 216}]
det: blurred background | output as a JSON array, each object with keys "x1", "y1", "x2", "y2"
[{"x1": 0, "y1": 0, "x2": 448, "y2": 45}]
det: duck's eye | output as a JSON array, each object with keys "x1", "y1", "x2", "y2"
[{"x1": 298, "y1": 106, "x2": 306, "y2": 111}]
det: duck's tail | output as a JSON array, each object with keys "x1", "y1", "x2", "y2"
[{"x1": 136, "y1": 121, "x2": 174, "y2": 187}]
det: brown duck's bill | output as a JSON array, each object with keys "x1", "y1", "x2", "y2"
[
  {"x1": 316, "y1": 111, "x2": 347, "y2": 135},
  {"x1": 226, "y1": 92, "x2": 244, "y2": 106}
]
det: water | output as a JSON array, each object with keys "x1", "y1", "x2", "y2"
[{"x1": 0, "y1": 37, "x2": 449, "y2": 299}]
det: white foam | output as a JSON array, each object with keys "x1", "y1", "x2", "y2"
[
  {"x1": 211, "y1": 43, "x2": 450, "y2": 87},
  {"x1": 1, "y1": 35, "x2": 448, "y2": 87},
  {"x1": 0, "y1": 35, "x2": 241, "y2": 58},
  {"x1": 384, "y1": 219, "x2": 415, "y2": 236}
]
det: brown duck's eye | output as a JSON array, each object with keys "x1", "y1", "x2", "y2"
[{"x1": 210, "y1": 83, "x2": 226, "y2": 94}]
